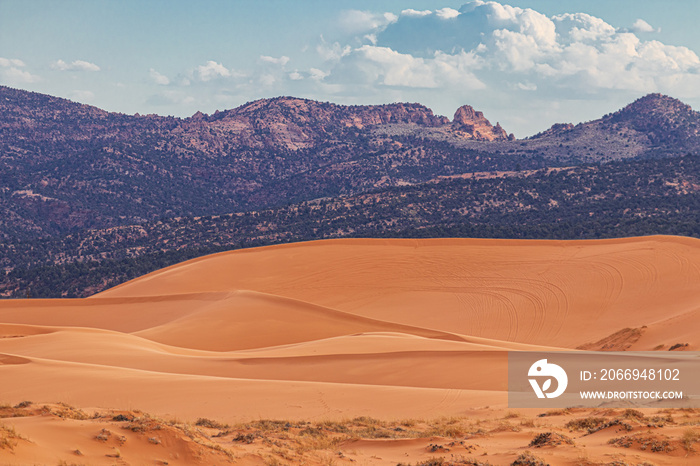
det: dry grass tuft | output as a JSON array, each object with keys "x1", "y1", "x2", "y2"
[
  {"x1": 41, "y1": 403, "x2": 89, "y2": 420},
  {"x1": 511, "y1": 451, "x2": 548, "y2": 466},
  {"x1": 0, "y1": 424, "x2": 27, "y2": 451},
  {"x1": 196, "y1": 417, "x2": 229, "y2": 429},
  {"x1": 489, "y1": 421, "x2": 520, "y2": 434},
  {"x1": 397, "y1": 456, "x2": 492, "y2": 466},
  {"x1": 537, "y1": 408, "x2": 571, "y2": 417},
  {"x1": 682, "y1": 427, "x2": 700, "y2": 452},
  {"x1": 620, "y1": 409, "x2": 645, "y2": 421},
  {"x1": 608, "y1": 432, "x2": 673, "y2": 453},
  {"x1": 529, "y1": 431, "x2": 574, "y2": 448},
  {"x1": 565, "y1": 417, "x2": 607, "y2": 432},
  {"x1": 193, "y1": 437, "x2": 236, "y2": 459},
  {"x1": 519, "y1": 419, "x2": 537, "y2": 428}
]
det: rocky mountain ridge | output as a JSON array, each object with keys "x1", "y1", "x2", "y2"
[
  {"x1": 0, "y1": 87, "x2": 518, "y2": 239},
  {"x1": 1, "y1": 86, "x2": 699, "y2": 244},
  {"x1": 174, "y1": 98, "x2": 452, "y2": 153},
  {"x1": 176, "y1": 97, "x2": 513, "y2": 151}
]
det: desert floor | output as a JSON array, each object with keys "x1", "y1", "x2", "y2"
[{"x1": 0, "y1": 236, "x2": 699, "y2": 465}]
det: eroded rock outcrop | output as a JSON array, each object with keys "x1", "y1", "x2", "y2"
[{"x1": 452, "y1": 105, "x2": 513, "y2": 141}]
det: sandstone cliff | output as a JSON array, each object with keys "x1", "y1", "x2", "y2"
[{"x1": 452, "y1": 105, "x2": 513, "y2": 141}]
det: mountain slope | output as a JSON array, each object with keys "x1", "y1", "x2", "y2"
[
  {"x1": 2, "y1": 152, "x2": 700, "y2": 298},
  {"x1": 3, "y1": 87, "x2": 699, "y2": 243},
  {"x1": 0, "y1": 86, "x2": 517, "y2": 240},
  {"x1": 521, "y1": 93, "x2": 700, "y2": 161}
]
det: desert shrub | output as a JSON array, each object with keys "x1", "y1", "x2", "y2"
[
  {"x1": 511, "y1": 451, "x2": 549, "y2": 466},
  {"x1": 682, "y1": 428, "x2": 700, "y2": 451},
  {"x1": 195, "y1": 417, "x2": 228, "y2": 429}
]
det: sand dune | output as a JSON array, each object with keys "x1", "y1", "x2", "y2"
[
  {"x1": 0, "y1": 326, "x2": 507, "y2": 390},
  {"x1": 0, "y1": 292, "x2": 231, "y2": 332},
  {"x1": 1, "y1": 236, "x2": 699, "y2": 464},
  {"x1": 133, "y1": 289, "x2": 470, "y2": 351},
  {"x1": 98, "y1": 236, "x2": 700, "y2": 348},
  {"x1": 0, "y1": 356, "x2": 500, "y2": 422}
]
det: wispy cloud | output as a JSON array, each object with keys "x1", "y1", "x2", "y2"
[
  {"x1": 0, "y1": 58, "x2": 26, "y2": 68},
  {"x1": 149, "y1": 68, "x2": 170, "y2": 85},
  {"x1": 146, "y1": 90, "x2": 195, "y2": 106},
  {"x1": 260, "y1": 55, "x2": 290, "y2": 66},
  {"x1": 0, "y1": 57, "x2": 40, "y2": 83},
  {"x1": 69, "y1": 90, "x2": 95, "y2": 101},
  {"x1": 52, "y1": 59, "x2": 100, "y2": 72},
  {"x1": 317, "y1": 38, "x2": 352, "y2": 61}
]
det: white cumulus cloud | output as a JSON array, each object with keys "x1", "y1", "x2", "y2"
[
  {"x1": 552, "y1": 13, "x2": 616, "y2": 42},
  {"x1": 631, "y1": 18, "x2": 657, "y2": 33},
  {"x1": 328, "y1": 45, "x2": 484, "y2": 90},
  {"x1": 324, "y1": 0, "x2": 700, "y2": 100},
  {"x1": 354, "y1": 45, "x2": 438, "y2": 88},
  {"x1": 435, "y1": 8, "x2": 460, "y2": 20},
  {"x1": 338, "y1": 10, "x2": 397, "y2": 34},
  {"x1": 401, "y1": 9, "x2": 432, "y2": 17},
  {"x1": 196, "y1": 61, "x2": 232, "y2": 81}
]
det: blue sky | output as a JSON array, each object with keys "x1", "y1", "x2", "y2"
[{"x1": 1, "y1": 0, "x2": 699, "y2": 136}]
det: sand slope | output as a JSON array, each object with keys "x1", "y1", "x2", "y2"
[
  {"x1": 1, "y1": 236, "x2": 699, "y2": 464},
  {"x1": 1, "y1": 236, "x2": 699, "y2": 415},
  {"x1": 98, "y1": 236, "x2": 700, "y2": 349}
]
